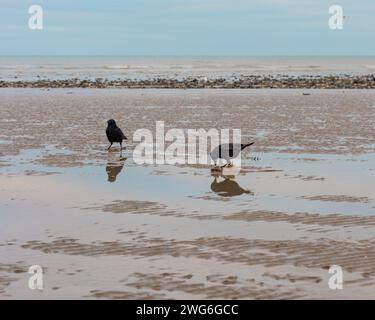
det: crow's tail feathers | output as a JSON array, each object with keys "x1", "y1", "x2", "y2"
[
  {"x1": 241, "y1": 142, "x2": 255, "y2": 150},
  {"x1": 120, "y1": 131, "x2": 127, "y2": 140}
]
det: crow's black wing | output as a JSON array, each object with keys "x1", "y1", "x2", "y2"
[
  {"x1": 106, "y1": 127, "x2": 126, "y2": 143},
  {"x1": 116, "y1": 127, "x2": 127, "y2": 140},
  {"x1": 219, "y1": 143, "x2": 236, "y2": 158}
]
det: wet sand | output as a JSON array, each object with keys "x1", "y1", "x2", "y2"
[{"x1": 1, "y1": 88, "x2": 375, "y2": 299}]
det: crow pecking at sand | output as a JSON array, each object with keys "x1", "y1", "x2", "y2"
[
  {"x1": 106, "y1": 119, "x2": 127, "y2": 152},
  {"x1": 210, "y1": 142, "x2": 254, "y2": 167}
]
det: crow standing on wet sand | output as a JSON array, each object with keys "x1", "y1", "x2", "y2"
[
  {"x1": 106, "y1": 119, "x2": 127, "y2": 151},
  {"x1": 210, "y1": 142, "x2": 255, "y2": 167}
]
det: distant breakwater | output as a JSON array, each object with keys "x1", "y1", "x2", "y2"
[{"x1": 2, "y1": 75, "x2": 375, "y2": 89}]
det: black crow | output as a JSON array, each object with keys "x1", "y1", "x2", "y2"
[
  {"x1": 210, "y1": 142, "x2": 254, "y2": 167},
  {"x1": 106, "y1": 119, "x2": 127, "y2": 151}
]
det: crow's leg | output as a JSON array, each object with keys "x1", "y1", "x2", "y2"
[
  {"x1": 107, "y1": 142, "x2": 112, "y2": 150},
  {"x1": 120, "y1": 142, "x2": 123, "y2": 156}
]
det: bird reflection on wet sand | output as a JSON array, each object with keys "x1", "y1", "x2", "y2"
[
  {"x1": 106, "y1": 157, "x2": 127, "y2": 182},
  {"x1": 210, "y1": 174, "x2": 253, "y2": 197}
]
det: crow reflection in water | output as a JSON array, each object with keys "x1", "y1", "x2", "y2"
[
  {"x1": 211, "y1": 176, "x2": 253, "y2": 197},
  {"x1": 106, "y1": 158, "x2": 126, "y2": 183}
]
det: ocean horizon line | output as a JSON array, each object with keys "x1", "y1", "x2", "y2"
[{"x1": 1, "y1": 55, "x2": 375, "y2": 58}]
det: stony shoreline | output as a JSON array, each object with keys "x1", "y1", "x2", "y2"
[{"x1": 1, "y1": 74, "x2": 375, "y2": 89}]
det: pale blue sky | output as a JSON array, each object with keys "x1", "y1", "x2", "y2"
[{"x1": 1, "y1": 0, "x2": 374, "y2": 55}]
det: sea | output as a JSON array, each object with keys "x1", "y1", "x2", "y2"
[{"x1": 1, "y1": 56, "x2": 375, "y2": 81}]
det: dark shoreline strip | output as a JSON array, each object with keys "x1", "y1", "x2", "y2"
[{"x1": 1, "y1": 75, "x2": 375, "y2": 89}]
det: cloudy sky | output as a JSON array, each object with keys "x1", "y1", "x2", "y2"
[{"x1": 1, "y1": 0, "x2": 374, "y2": 55}]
